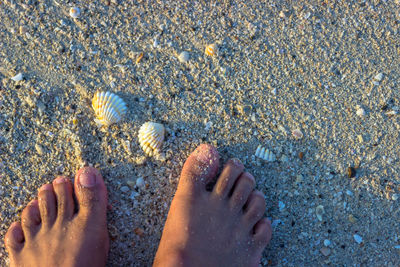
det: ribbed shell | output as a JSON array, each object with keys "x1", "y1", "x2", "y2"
[
  {"x1": 205, "y1": 43, "x2": 217, "y2": 56},
  {"x1": 255, "y1": 145, "x2": 276, "y2": 162},
  {"x1": 92, "y1": 91, "x2": 127, "y2": 126},
  {"x1": 138, "y1": 122, "x2": 165, "y2": 156}
]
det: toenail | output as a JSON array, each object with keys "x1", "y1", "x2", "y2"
[
  {"x1": 79, "y1": 171, "x2": 97, "y2": 187},
  {"x1": 230, "y1": 158, "x2": 242, "y2": 166},
  {"x1": 195, "y1": 146, "x2": 217, "y2": 164},
  {"x1": 54, "y1": 177, "x2": 68, "y2": 184},
  {"x1": 39, "y1": 184, "x2": 52, "y2": 191}
]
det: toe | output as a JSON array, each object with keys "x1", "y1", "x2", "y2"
[
  {"x1": 52, "y1": 176, "x2": 75, "y2": 222},
  {"x1": 5, "y1": 222, "x2": 24, "y2": 252},
  {"x1": 229, "y1": 172, "x2": 255, "y2": 212},
  {"x1": 212, "y1": 158, "x2": 244, "y2": 199},
  {"x1": 253, "y1": 218, "x2": 272, "y2": 248},
  {"x1": 243, "y1": 191, "x2": 266, "y2": 230},
  {"x1": 74, "y1": 167, "x2": 108, "y2": 224},
  {"x1": 38, "y1": 184, "x2": 57, "y2": 227},
  {"x1": 178, "y1": 144, "x2": 220, "y2": 195},
  {"x1": 21, "y1": 199, "x2": 41, "y2": 240},
  {"x1": 251, "y1": 218, "x2": 272, "y2": 266}
]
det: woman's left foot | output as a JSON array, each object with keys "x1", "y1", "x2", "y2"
[{"x1": 4, "y1": 167, "x2": 109, "y2": 267}]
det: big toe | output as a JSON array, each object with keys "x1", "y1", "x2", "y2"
[
  {"x1": 74, "y1": 167, "x2": 108, "y2": 224},
  {"x1": 178, "y1": 144, "x2": 220, "y2": 194}
]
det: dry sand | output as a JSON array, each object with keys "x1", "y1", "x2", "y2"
[{"x1": 1, "y1": 0, "x2": 400, "y2": 266}]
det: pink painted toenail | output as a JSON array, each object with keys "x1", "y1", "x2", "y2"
[
  {"x1": 39, "y1": 184, "x2": 52, "y2": 191},
  {"x1": 54, "y1": 177, "x2": 67, "y2": 184},
  {"x1": 79, "y1": 171, "x2": 96, "y2": 187}
]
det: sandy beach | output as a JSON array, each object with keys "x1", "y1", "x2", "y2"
[{"x1": 1, "y1": 0, "x2": 400, "y2": 266}]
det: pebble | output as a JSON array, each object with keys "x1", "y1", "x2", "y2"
[
  {"x1": 178, "y1": 51, "x2": 190, "y2": 63},
  {"x1": 316, "y1": 205, "x2": 324, "y2": 221},
  {"x1": 353, "y1": 234, "x2": 363, "y2": 244},
  {"x1": 320, "y1": 247, "x2": 331, "y2": 256},
  {"x1": 292, "y1": 129, "x2": 303, "y2": 139},
  {"x1": 278, "y1": 201, "x2": 285, "y2": 211},
  {"x1": 35, "y1": 144, "x2": 45, "y2": 155},
  {"x1": 19, "y1": 25, "x2": 28, "y2": 35},
  {"x1": 374, "y1": 73, "x2": 383, "y2": 82},
  {"x1": 69, "y1": 7, "x2": 81, "y2": 19},
  {"x1": 136, "y1": 177, "x2": 145, "y2": 189},
  {"x1": 120, "y1": 186, "x2": 130, "y2": 193},
  {"x1": 324, "y1": 239, "x2": 331, "y2": 247}
]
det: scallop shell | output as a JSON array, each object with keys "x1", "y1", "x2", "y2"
[
  {"x1": 92, "y1": 91, "x2": 127, "y2": 126},
  {"x1": 138, "y1": 122, "x2": 165, "y2": 156},
  {"x1": 255, "y1": 145, "x2": 276, "y2": 162},
  {"x1": 205, "y1": 43, "x2": 217, "y2": 56},
  {"x1": 69, "y1": 7, "x2": 81, "y2": 18}
]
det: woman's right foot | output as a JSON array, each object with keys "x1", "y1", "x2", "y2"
[{"x1": 154, "y1": 144, "x2": 272, "y2": 267}]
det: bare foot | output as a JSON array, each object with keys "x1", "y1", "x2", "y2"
[
  {"x1": 4, "y1": 167, "x2": 109, "y2": 267},
  {"x1": 153, "y1": 144, "x2": 272, "y2": 267}
]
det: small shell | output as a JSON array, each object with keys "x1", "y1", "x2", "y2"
[
  {"x1": 178, "y1": 51, "x2": 190, "y2": 63},
  {"x1": 356, "y1": 107, "x2": 365, "y2": 117},
  {"x1": 255, "y1": 145, "x2": 276, "y2": 162},
  {"x1": 138, "y1": 122, "x2": 165, "y2": 157},
  {"x1": 11, "y1": 73, "x2": 23, "y2": 81},
  {"x1": 292, "y1": 129, "x2": 303, "y2": 139},
  {"x1": 205, "y1": 43, "x2": 217, "y2": 56},
  {"x1": 92, "y1": 91, "x2": 127, "y2": 127},
  {"x1": 136, "y1": 52, "x2": 144, "y2": 64},
  {"x1": 69, "y1": 7, "x2": 81, "y2": 18}
]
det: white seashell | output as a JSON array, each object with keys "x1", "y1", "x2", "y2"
[
  {"x1": 138, "y1": 122, "x2": 165, "y2": 157},
  {"x1": 356, "y1": 107, "x2": 365, "y2": 117},
  {"x1": 374, "y1": 72, "x2": 383, "y2": 81},
  {"x1": 205, "y1": 43, "x2": 217, "y2": 56},
  {"x1": 178, "y1": 51, "x2": 190, "y2": 63},
  {"x1": 92, "y1": 91, "x2": 127, "y2": 127},
  {"x1": 11, "y1": 73, "x2": 23, "y2": 81},
  {"x1": 292, "y1": 129, "x2": 303, "y2": 139},
  {"x1": 69, "y1": 7, "x2": 81, "y2": 18},
  {"x1": 255, "y1": 145, "x2": 276, "y2": 162}
]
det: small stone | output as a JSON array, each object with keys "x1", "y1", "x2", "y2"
[
  {"x1": 120, "y1": 186, "x2": 130, "y2": 193},
  {"x1": 278, "y1": 201, "x2": 285, "y2": 211},
  {"x1": 316, "y1": 205, "x2": 324, "y2": 221},
  {"x1": 35, "y1": 144, "x2": 45, "y2": 155},
  {"x1": 347, "y1": 167, "x2": 356, "y2": 178},
  {"x1": 320, "y1": 247, "x2": 331, "y2": 256},
  {"x1": 298, "y1": 152, "x2": 304, "y2": 160},
  {"x1": 292, "y1": 129, "x2": 303, "y2": 139},
  {"x1": 19, "y1": 25, "x2": 28, "y2": 35},
  {"x1": 178, "y1": 51, "x2": 190, "y2": 63},
  {"x1": 136, "y1": 177, "x2": 145, "y2": 189},
  {"x1": 324, "y1": 239, "x2": 331, "y2": 247},
  {"x1": 69, "y1": 7, "x2": 81, "y2": 19},
  {"x1": 353, "y1": 234, "x2": 363, "y2": 244},
  {"x1": 374, "y1": 73, "x2": 383, "y2": 82},
  {"x1": 348, "y1": 214, "x2": 357, "y2": 223}
]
